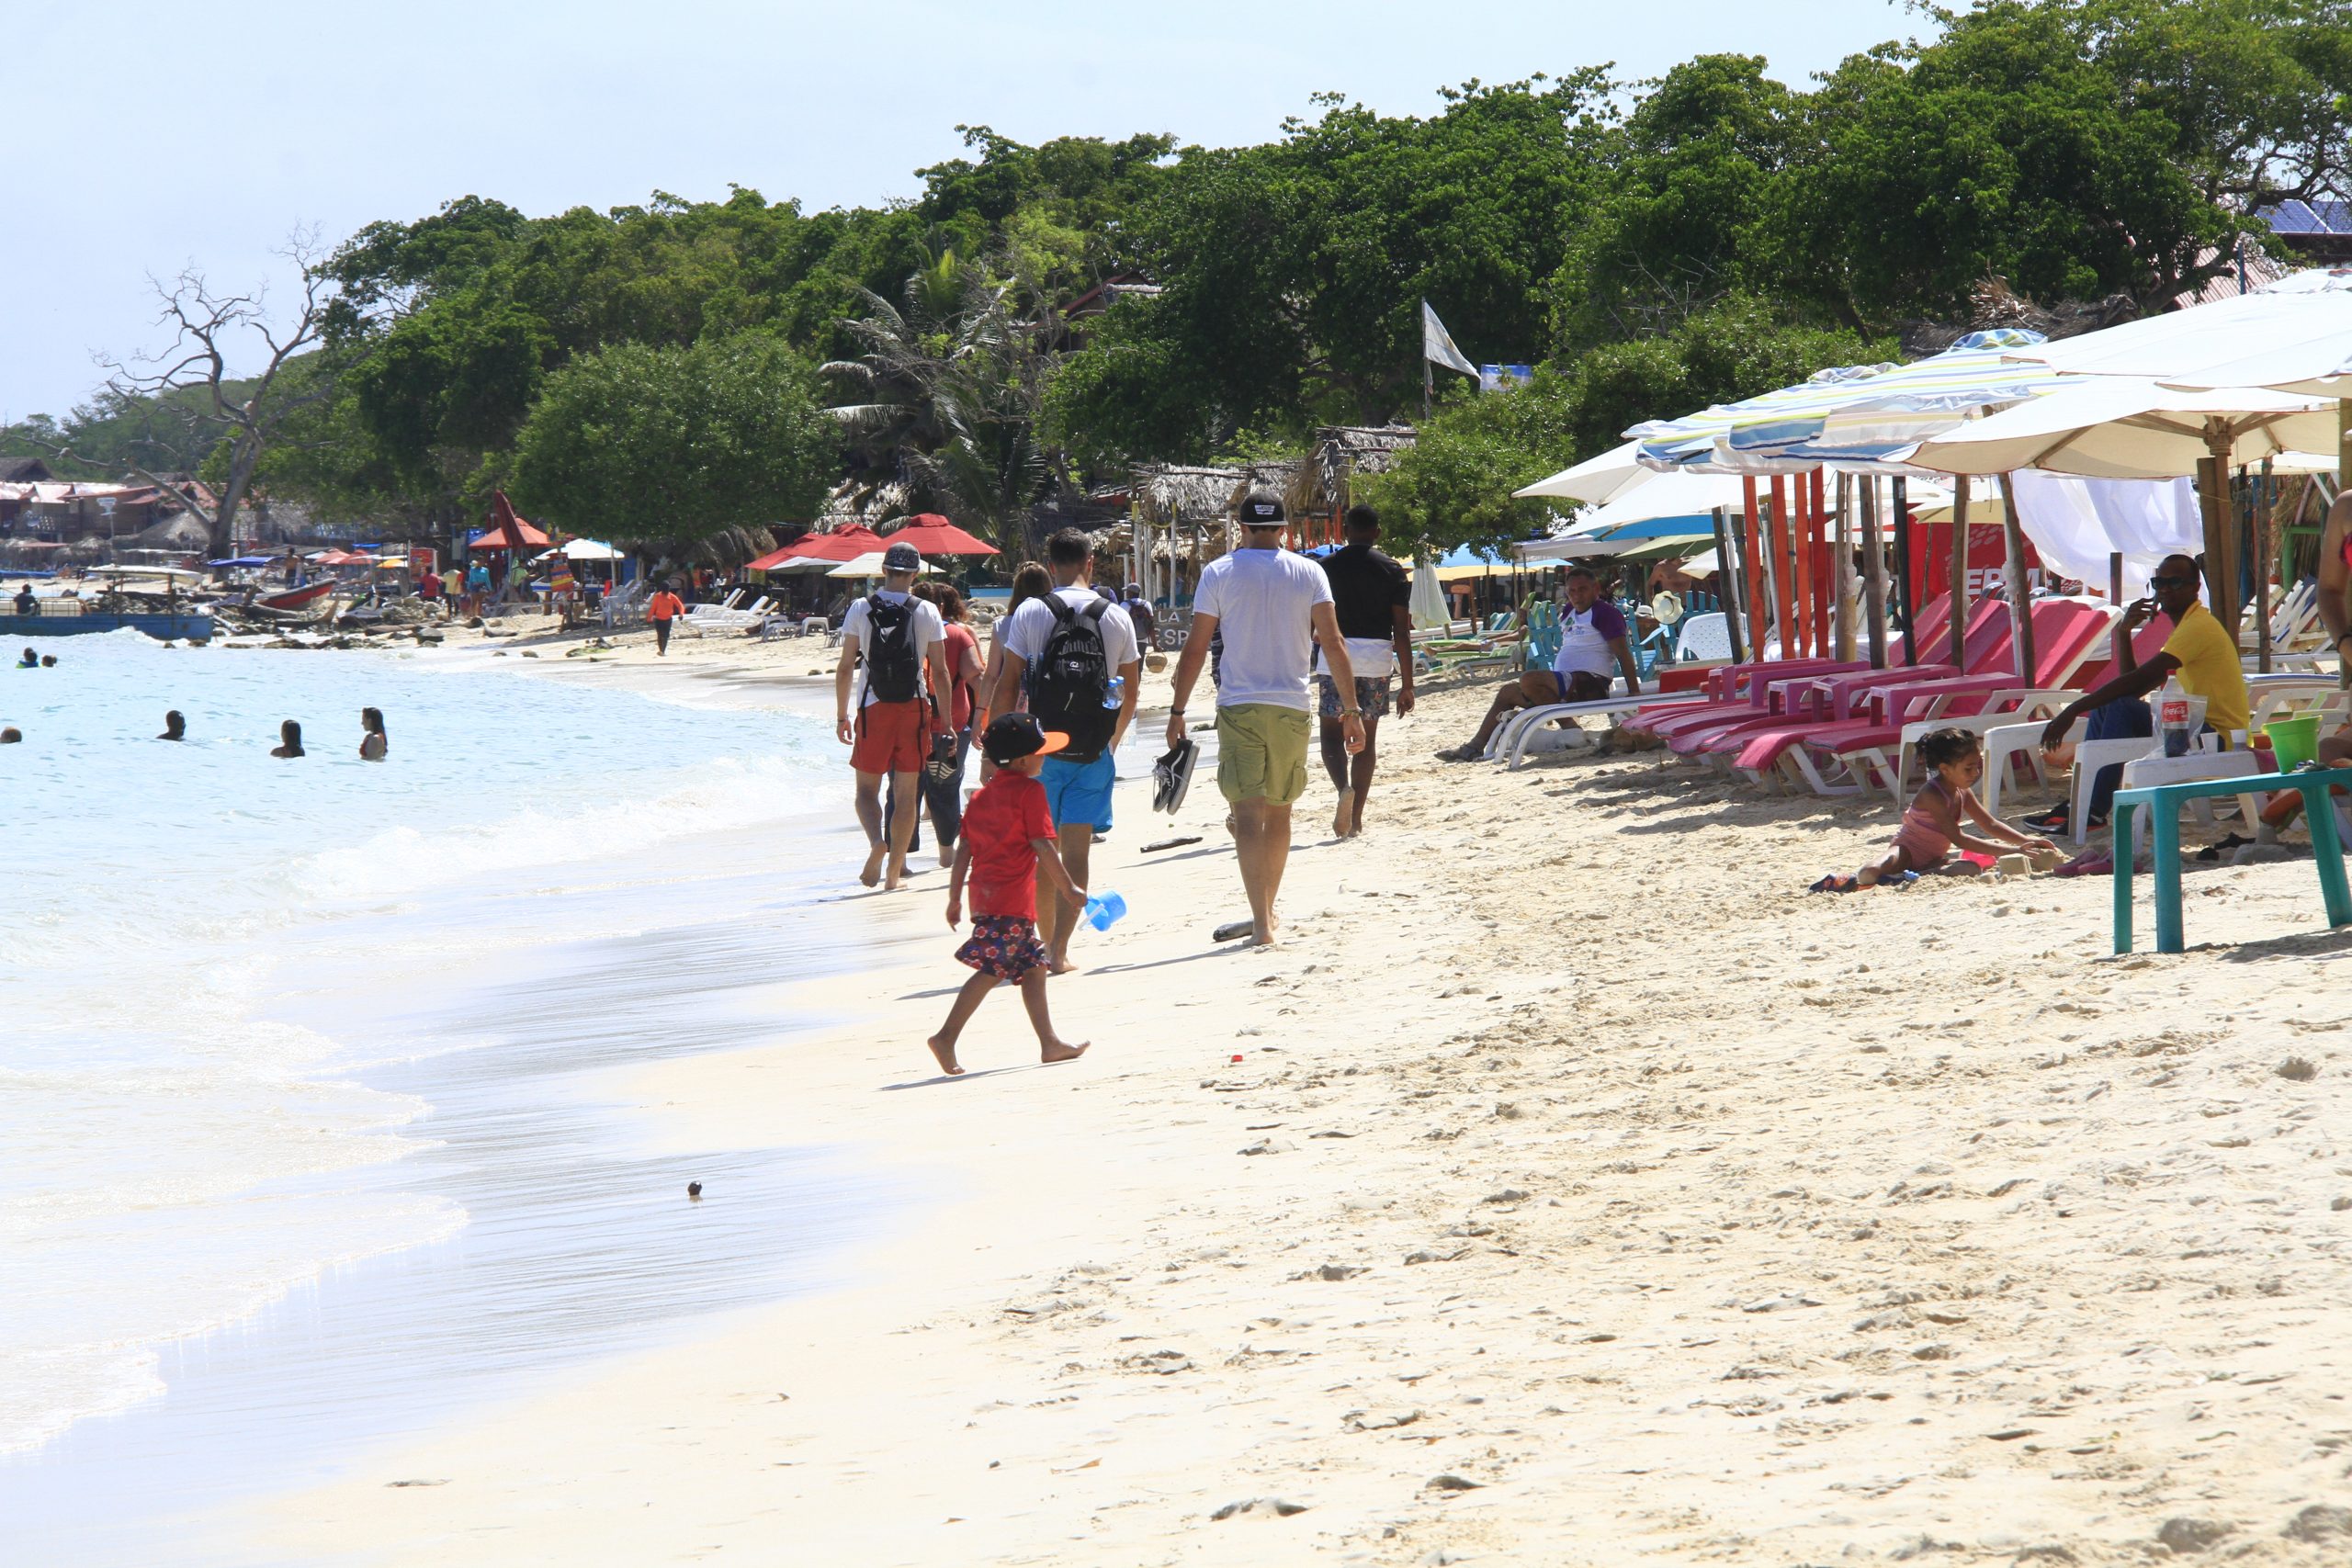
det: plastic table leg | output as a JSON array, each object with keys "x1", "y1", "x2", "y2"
[
  {"x1": 2302, "y1": 784, "x2": 2352, "y2": 927},
  {"x1": 2112, "y1": 801, "x2": 2139, "y2": 954},
  {"x1": 2153, "y1": 806, "x2": 2186, "y2": 953}
]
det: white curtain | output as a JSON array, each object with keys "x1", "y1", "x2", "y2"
[{"x1": 2007, "y1": 472, "x2": 2202, "y2": 603}]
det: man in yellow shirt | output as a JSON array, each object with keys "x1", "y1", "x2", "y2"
[{"x1": 2030, "y1": 555, "x2": 2248, "y2": 832}]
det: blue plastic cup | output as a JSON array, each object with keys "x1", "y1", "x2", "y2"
[{"x1": 1083, "y1": 891, "x2": 1127, "y2": 931}]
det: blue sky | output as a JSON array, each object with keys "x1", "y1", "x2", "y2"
[{"x1": 0, "y1": 0, "x2": 1919, "y2": 420}]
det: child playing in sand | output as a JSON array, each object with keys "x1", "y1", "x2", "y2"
[
  {"x1": 1814, "y1": 728, "x2": 2058, "y2": 891},
  {"x1": 927, "y1": 714, "x2": 1091, "y2": 1077}
]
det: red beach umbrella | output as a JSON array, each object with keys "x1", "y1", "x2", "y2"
[{"x1": 881, "y1": 514, "x2": 999, "y2": 557}]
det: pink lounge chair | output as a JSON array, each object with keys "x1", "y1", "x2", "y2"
[
  {"x1": 1670, "y1": 601, "x2": 2014, "y2": 760},
  {"x1": 1789, "y1": 600, "x2": 2121, "y2": 796}
]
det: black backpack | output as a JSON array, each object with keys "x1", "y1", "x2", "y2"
[
  {"x1": 1029, "y1": 595, "x2": 1118, "y2": 762},
  {"x1": 859, "y1": 593, "x2": 922, "y2": 705}
]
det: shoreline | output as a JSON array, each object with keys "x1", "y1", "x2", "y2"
[{"x1": 200, "y1": 632, "x2": 2352, "y2": 1564}]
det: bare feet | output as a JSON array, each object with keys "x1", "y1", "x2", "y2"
[
  {"x1": 1331, "y1": 796, "x2": 1356, "y2": 839},
  {"x1": 859, "y1": 844, "x2": 886, "y2": 887},
  {"x1": 925, "y1": 1035, "x2": 966, "y2": 1076},
  {"x1": 1040, "y1": 1039, "x2": 1089, "y2": 1063},
  {"x1": 1047, "y1": 955, "x2": 1077, "y2": 976},
  {"x1": 884, "y1": 852, "x2": 908, "y2": 891}
]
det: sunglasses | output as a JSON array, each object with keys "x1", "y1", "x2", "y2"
[{"x1": 2147, "y1": 574, "x2": 2192, "y2": 589}]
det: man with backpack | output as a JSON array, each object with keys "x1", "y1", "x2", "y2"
[
  {"x1": 989, "y1": 527, "x2": 1141, "y2": 972},
  {"x1": 833, "y1": 541, "x2": 956, "y2": 891}
]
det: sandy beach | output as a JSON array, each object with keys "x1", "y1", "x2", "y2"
[{"x1": 195, "y1": 618, "x2": 2352, "y2": 1566}]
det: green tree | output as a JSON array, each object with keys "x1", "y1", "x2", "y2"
[{"x1": 507, "y1": 333, "x2": 836, "y2": 546}]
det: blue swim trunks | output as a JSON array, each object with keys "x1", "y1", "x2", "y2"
[{"x1": 1040, "y1": 751, "x2": 1116, "y2": 832}]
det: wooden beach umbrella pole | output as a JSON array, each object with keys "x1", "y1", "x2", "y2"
[
  {"x1": 1833, "y1": 472, "x2": 1856, "y2": 662},
  {"x1": 1892, "y1": 476, "x2": 1915, "y2": 665},
  {"x1": 1787, "y1": 473, "x2": 1813, "y2": 657},
  {"x1": 1741, "y1": 476, "x2": 1767, "y2": 657},
  {"x1": 1948, "y1": 475, "x2": 1972, "y2": 667},
  {"x1": 1996, "y1": 471, "x2": 2037, "y2": 681},
  {"x1": 2256, "y1": 457, "x2": 2275, "y2": 674},
  {"x1": 1710, "y1": 505, "x2": 1747, "y2": 662},
  {"x1": 1859, "y1": 474, "x2": 1888, "y2": 668},
  {"x1": 1810, "y1": 469, "x2": 1832, "y2": 658}
]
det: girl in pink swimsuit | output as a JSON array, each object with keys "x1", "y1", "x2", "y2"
[{"x1": 1815, "y1": 729, "x2": 2058, "y2": 891}]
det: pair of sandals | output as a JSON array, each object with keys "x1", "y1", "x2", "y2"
[
  {"x1": 2020, "y1": 802, "x2": 2103, "y2": 835},
  {"x1": 1808, "y1": 871, "x2": 1920, "y2": 893}
]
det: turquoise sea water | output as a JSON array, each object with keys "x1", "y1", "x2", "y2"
[{"x1": 0, "y1": 633, "x2": 893, "y2": 1518}]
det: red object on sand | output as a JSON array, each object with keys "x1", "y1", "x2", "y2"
[
  {"x1": 469, "y1": 491, "x2": 551, "y2": 552},
  {"x1": 883, "y1": 514, "x2": 1000, "y2": 558},
  {"x1": 744, "y1": 525, "x2": 886, "y2": 571},
  {"x1": 1229, "y1": 1054, "x2": 1244, "y2": 1064}
]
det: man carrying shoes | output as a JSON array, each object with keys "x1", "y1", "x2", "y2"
[
  {"x1": 1163, "y1": 492, "x2": 1363, "y2": 948},
  {"x1": 989, "y1": 528, "x2": 1141, "y2": 973},
  {"x1": 835, "y1": 541, "x2": 956, "y2": 890}
]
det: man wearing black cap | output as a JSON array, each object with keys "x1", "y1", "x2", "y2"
[
  {"x1": 1164, "y1": 491, "x2": 1363, "y2": 947},
  {"x1": 834, "y1": 541, "x2": 955, "y2": 890}
]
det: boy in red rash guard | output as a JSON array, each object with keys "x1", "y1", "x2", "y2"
[{"x1": 928, "y1": 714, "x2": 1091, "y2": 1077}]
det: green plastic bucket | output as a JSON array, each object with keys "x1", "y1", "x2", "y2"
[{"x1": 2267, "y1": 713, "x2": 2323, "y2": 772}]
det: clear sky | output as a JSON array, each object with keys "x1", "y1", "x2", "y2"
[{"x1": 0, "y1": 0, "x2": 1920, "y2": 421}]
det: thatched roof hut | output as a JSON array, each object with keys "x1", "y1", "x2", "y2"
[{"x1": 1284, "y1": 425, "x2": 1417, "y2": 534}]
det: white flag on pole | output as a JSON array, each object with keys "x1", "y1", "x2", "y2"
[{"x1": 1421, "y1": 300, "x2": 1477, "y2": 377}]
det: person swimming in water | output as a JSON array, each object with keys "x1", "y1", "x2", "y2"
[
  {"x1": 0, "y1": 728, "x2": 20, "y2": 743},
  {"x1": 17, "y1": 647, "x2": 36, "y2": 668},
  {"x1": 160, "y1": 710, "x2": 186, "y2": 740},
  {"x1": 271, "y1": 719, "x2": 305, "y2": 758},
  {"x1": 359, "y1": 706, "x2": 387, "y2": 761}
]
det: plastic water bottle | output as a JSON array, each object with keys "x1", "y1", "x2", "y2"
[
  {"x1": 1101, "y1": 675, "x2": 1125, "y2": 710},
  {"x1": 1083, "y1": 891, "x2": 1127, "y2": 931},
  {"x1": 2158, "y1": 674, "x2": 2192, "y2": 758}
]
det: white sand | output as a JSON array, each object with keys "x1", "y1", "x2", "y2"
[{"x1": 246, "y1": 637, "x2": 2352, "y2": 1564}]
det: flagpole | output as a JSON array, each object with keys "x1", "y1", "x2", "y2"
[{"x1": 1422, "y1": 356, "x2": 1431, "y2": 423}]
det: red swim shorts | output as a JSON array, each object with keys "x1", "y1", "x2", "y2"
[{"x1": 851, "y1": 698, "x2": 930, "y2": 775}]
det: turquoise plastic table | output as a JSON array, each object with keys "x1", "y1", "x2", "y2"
[{"x1": 2112, "y1": 766, "x2": 2352, "y2": 953}]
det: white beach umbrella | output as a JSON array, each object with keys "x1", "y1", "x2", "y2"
[
  {"x1": 1408, "y1": 555, "x2": 1452, "y2": 629},
  {"x1": 1513, "y1": 439, "x2": 1647, "y2": 502},
  {"x1": 1553, "y1": 469, "x2": 1747, "y2": 536},
  {"x1": 827, "y1": 550, "x2": 931, "y2": 578},
  {"x1": 1905, "y1": 379, "x2": 2335, "y2": 479},
  {"x1": 2017, "y1": 268, "x2": 2352, "y2": 398}
]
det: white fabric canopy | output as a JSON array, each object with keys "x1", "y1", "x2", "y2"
[
  {"x1": 827, "y1": 551, "x2": 932, "y2": 578},
  {"x1": 2007, "y1": 473, "x2": 2202, "y2": 603},
  {"x1": 2018, "y1": 267, "x2": 2352, "y2": 398},
  {"x1": 1555, "y1": 469, "x2": 1746, "y2": 536},
  {"x1": 1905, "y1": 379, "x2": 2335, "y2": 479},
  {"x1": 1513, "y1": 440, "x2": 1647, "y2": 503},
  {"x1": 1408, "y1": 558, "x2": 1451, "y2": 629},
  {"x1": 1514, "y1": 535, "x2": 1634, "y2": 561}
]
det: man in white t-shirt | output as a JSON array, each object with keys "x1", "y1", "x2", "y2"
[
  {"x1": 1438, "y1": 563, "x2": 1643, "y2": 761},
  {"x1": 832, "y1": 540, "x2": 955, "y2": 891},
  {"x1": 1164, "y1": 492, "x2": 1363, "y2": 948},
  {"x1": 989, "y1": 527, "x2": 1141, "y2": 970}
]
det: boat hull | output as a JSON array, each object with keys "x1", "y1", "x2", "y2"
[{"x1": 0, "y1": 613, "x2": 217, "y2": 640}]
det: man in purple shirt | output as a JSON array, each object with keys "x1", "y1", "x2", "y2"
[{"x1": 1438, "y1": 563, "x2": 1644, "y2": 761}]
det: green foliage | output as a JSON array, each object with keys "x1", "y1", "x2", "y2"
[
  {"x1": 1, "y1": 385, "x2": 243, "y2": 479},
  {"x1": 508, "y1": 333, "x2": 837, "y2": 545},
  {"x1": 1361, "y1": 299, "x2": 1892, "y2": 554}
]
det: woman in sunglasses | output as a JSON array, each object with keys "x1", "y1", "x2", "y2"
[{"x1": 2026, "y1": 554, "x2": 2248, "y2": 835}]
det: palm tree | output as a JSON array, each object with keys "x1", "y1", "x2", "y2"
[{"x1": 821, "y1": 250, "x2": 1062, "y2": 551}]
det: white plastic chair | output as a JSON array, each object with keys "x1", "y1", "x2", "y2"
[{"x1": 1674, "y1": 612, "x2": 1731, "y2": 662}]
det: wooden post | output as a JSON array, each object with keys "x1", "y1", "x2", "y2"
[
  {"x1": 1996, "y1": 471, "x2": 2036, "y2": 682},
  {"x1": 1741, "y1": 476, "x2": 1766, "y2": 658},
  {"x1": 1786, "y1": 473, "x2": 1813, "y2": 656},
  {"x1": 2198, "y1": 427, "x2": 2243, "y2": 639},
  {"x1": 1710, "y1": 505, "x2": 1745, "y2": 663},
  {"x1": 1758, "y1": 491, "x2": 1787, "y2": 662},
  {"x1": 2256, "y1": 457, "x2": 2276, "y2": 674},
  {"x1": 1765, "y1": 479, "x2": 1792, "y2": 660},
  {"x1": 2109, "y1": 550, "x2": 2127, "y2": 665},
  {"x1": 1858, "y1": 473, "x2": 1889, "y2": 669},
  {"x1": 1891, "y1": 475, "x2": 1916, "y2": 665},
  {"x1": 1809, "y1": 469, "x2": 1831, "y2": 657},
  {"x1": 1833, "y1": 472, "x2": 1856, "y2": 661},
  {"x1": 1948, "y1": 474, "x2": 1973, "y2": 667}
]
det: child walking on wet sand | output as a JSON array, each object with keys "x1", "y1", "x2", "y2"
[
  {"x1": 1813, "y1": 728, "x2": 2058, "y2": 892},
  {"x1": 928, "y1": 714, "x2": 1092, "y2": 1077}
]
